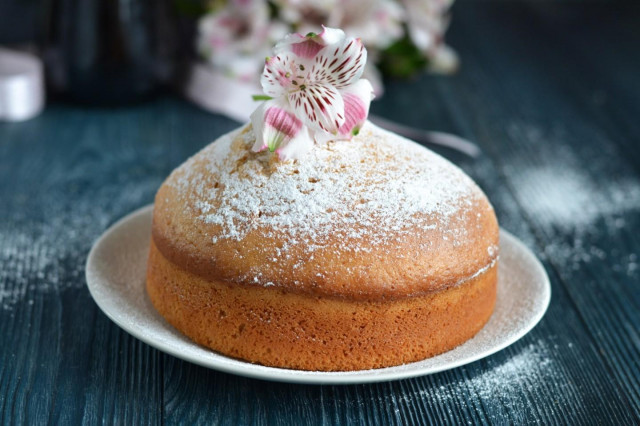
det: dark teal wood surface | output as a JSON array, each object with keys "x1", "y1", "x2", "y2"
[{"x1": 1, "y1": 2, "x2": 639, "y2": 425}]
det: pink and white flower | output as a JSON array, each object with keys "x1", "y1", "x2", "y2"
[
  {"x1": 197, "y1": 0, "x2": 287, "y2": 82},
  {"x1": 402, "y1": 0, "x2": 459, "y2": 73},
  {"x1": 251, "y1": 27, "x2": 374, "y2": 160},
  {"x1": 275, "y1": 0, "x2": 404, "y2": 51},
  {"x1": 273, "y1": 0, "x2": 403, "y2": 93},
  {"x1": 326, "y1": 0, "x2": 404, "y2": 51}
]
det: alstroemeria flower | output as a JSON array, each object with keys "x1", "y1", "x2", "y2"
[
  {"x1": 251, "y1": 27, "x2": 374, "y2": 160},
  {"x1": 197, "y1": 0, "x2": 287, "y2": 82}
]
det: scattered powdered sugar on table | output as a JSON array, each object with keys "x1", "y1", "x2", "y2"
[
  {"x1": 515, "y1": 162, "x2": 640, "y2": 276},
  {"x1": 168, "y1": 122, "x2": 482, "y2": 253},
  {"x1": 426, "y1": 340, "x2": 570, "y2": 417},
  {"x1": 0, "y1": 168, "x2": 161, "y2": 312},
  {"x1": 364, "y1": 339, "x2": 570, "y2": 419},
  {"x1": 516, "y1": 166, "x2": 640, "y2": 233},
  {"x1": 464, "y1": 340, "x2": 553, "y2": 399},
  {"x1": 502, "y1": 122, "x2": 640, "y2": 277}
]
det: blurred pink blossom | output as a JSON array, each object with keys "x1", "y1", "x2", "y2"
[
  {"x1": 197, "y1": 0, "x2": 287, "y2": 82},
  {"x1": 196, "y1": 0, "x2": 457, "y2": 92},
  {"x1": 402, "y1": 0, "x2": 459, "y2": 72}
]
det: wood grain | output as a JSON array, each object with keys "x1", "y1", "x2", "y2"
[
  {"x1": 1, "y1": 2, "x2": 639, "y2": 425},
  {"x1": 448, "y1": 4, "x2": 640, "y2": 419}
]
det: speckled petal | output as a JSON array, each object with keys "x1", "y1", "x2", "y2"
[
  {"x1": 288, "y1": 84, "x2": 345, "y2": 134},
  {"x1": 261, "y1": 53, "x2": 295, "y2": 97},
  {"x1": 309, "y1": 37, "x2": 367, "y2": 89}
]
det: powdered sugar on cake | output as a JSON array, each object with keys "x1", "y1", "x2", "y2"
[{"x1": 168, "y1": 122, "x2": 484, "y2": 255}]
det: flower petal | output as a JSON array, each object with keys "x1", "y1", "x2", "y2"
[
  {"x1": 308, "y1": 37, "x2": 367, "y2": 89},
  {"x1": 250, "y1": 100, "x2": 304, "y2": 153},
  {"x1": 362, "y1": 61, "x2": 384, "y2": 97},
  {"x1": 312, "y1": 129, "x2": 337, "y2": 145},
  {"x1": 275, "y1": 33, "x2": 309, "y2": 54},
  {"x1": 276, "y1": 126, "x2": 314, "y2": 160},
  {"x1": 275, "y1": 34, "x2": 323, "y2": 59},
  {"x1": 338, "y1": 79, "x2": 374, "y2": 138},
  {"x1": 314, "y1": 26, "x2": 346, "y2": 46},
  {"x1": 288, "y1": 84, "x2": 345, "y2": 134},
  {"x1": 274, "y1": 26, "x2": 346, "y2": 59},
  {"x1": 290, "y1": 39, "x2": 325, "y2": 60},
  {"x1": 260, "y1": 53, "x2": 293, "y2": 97},
  {"x1": 249, "y1": 101, "x2": 269, "y2": 152}
]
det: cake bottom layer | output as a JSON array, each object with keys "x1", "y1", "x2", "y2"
[{"x1": 146, "y1": 240, "x2": 497, "y2": 371}]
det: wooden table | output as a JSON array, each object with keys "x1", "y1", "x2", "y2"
[{"x1": 1, "y1": 2, "x2": 638, "y2": 424}]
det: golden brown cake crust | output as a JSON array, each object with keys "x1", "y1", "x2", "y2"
[
  {"x1": 146, "y1": 122, "x2": 500, "y2": 371},
  {"x1": 151, "y1": 123, "x2": 499, "y2": 301},
  {"x1": 147, "y1": 239, "x2": 497, "y2": 371}
]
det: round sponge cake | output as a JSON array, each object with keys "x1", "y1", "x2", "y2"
[{"x1": 146, "y1": 122, "x2": 499, "y2": 371}]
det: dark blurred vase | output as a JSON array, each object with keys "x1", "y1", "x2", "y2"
[{"x1": 42, "y1": 0, "x2": 178, "y2": 105}]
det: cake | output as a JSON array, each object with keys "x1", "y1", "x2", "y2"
[
  {"x1": 146, "y1": 27, "x2": 499, "y2": 371},
  {"x1": 146, "y1": 122, "x2": 499, "y2": 371}
]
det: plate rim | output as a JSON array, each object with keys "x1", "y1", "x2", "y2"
[{"x1": 86, "y1": 204, "x2": 551, "y2": 385}]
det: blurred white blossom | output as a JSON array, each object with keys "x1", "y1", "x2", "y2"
[
  {"x1": 197, "y1": 0, "x2": 287, "y2": 82},
  {"x1": 326, "y1": 0, "x2": 404, "y2": 50},
  {"x1": 402, "y1": 0, "x2": 459, "y2": 72},
  {"x1": 197, "y1": 0, "x2": 457, "y2": 88}
]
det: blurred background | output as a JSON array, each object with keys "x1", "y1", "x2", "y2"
[{"x1": 0, "y1": 0, "x2": 459, "y2": 118}]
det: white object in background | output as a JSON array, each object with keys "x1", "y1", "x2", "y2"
[
  {"x1": 0, "y1": 47, "x2": 45, "y2": 122},
  {"x1": 184, "y1": 62, "x2": 258, "y2": 123}
]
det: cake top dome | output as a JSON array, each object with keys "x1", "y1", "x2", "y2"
[{"x1": 152, "y1": 122, "x2": 499, "y2": 301}]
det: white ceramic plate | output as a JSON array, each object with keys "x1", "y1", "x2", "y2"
[{"x1": 86, "y1": 205, "x2": 551, "y2": 385}]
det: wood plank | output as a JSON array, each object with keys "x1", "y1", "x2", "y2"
[
  {"x1": 445, "y1": 1, "x2": 640, "y2": 419},
  {"x1": 0, "y1": 97, "x2": 240, "y2": 423},
  {"x1": 528, "y1": 2, "x2": 640, "y2": 170},
  {"x1": 0, "y1": 104, "x2": 173, "y2": 424}
]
